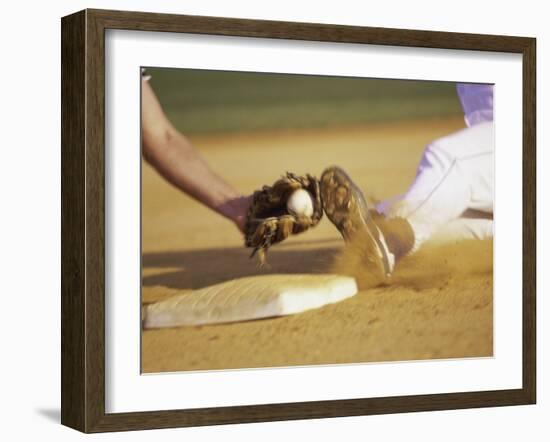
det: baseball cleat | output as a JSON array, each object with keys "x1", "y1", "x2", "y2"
[{"x1": 320, "y1": 166, "x2": 395, "y2": 276}]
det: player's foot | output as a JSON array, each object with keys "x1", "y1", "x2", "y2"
[{"x1": 320, "y1": 166, "x2": 395, "y2": 276}]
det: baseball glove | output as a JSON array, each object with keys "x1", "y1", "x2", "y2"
[{"x1": 245, "y1": 172, "x2": 323, "y2": 264}]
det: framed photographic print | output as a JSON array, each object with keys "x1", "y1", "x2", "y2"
[{"x1": 61, "y1": 9, "x2": 536, "y2": 433}]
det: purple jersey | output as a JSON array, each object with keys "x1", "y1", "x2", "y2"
[{"x1": 456, "y1": 83, "x2": 493, "y2": 127}]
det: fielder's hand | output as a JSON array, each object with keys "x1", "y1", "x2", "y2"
[{"x1": 244, "y1": 172, "x2": 323, "y2": 264}]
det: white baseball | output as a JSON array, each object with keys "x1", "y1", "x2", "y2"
[{"x1": 287, "y1": 188, "x2": 314, "y2": 217}]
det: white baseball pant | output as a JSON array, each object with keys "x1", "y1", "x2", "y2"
[{"x1": 376, "y1": 121, "x2": 494, "y2": 249}]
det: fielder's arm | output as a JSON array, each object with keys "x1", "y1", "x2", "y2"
[{"x1": 141, "y1": 79, "x2": 251, "y2": 232}]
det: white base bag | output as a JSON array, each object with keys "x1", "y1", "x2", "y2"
[{"x1": 143, "y1": 274, "x2": 358, "y2": 329}]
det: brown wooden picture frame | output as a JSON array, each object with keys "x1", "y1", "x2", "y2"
[{"x1": 61, "y1": 8, "x2": 536, "y2": 433}]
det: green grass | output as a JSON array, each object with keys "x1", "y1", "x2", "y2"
[{"x1": 146, "y1": 68, "x2": 463, "y2": 135}]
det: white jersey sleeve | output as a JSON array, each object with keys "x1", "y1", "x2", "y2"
[
  {"x1": 141, "y1": 68, "x2": 151, "y2": 82},
  {"x1": 456, "y1": 83, "x2": 493, "y2": 127}
]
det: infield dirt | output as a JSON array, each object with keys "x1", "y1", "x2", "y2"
[{"x1": 141, "y1": 116, "x2": 493, "y2": 373}]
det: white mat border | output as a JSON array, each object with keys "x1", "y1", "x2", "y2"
[{"x1": 105, "y1": 29, "x2": 523, "y2": 413}]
